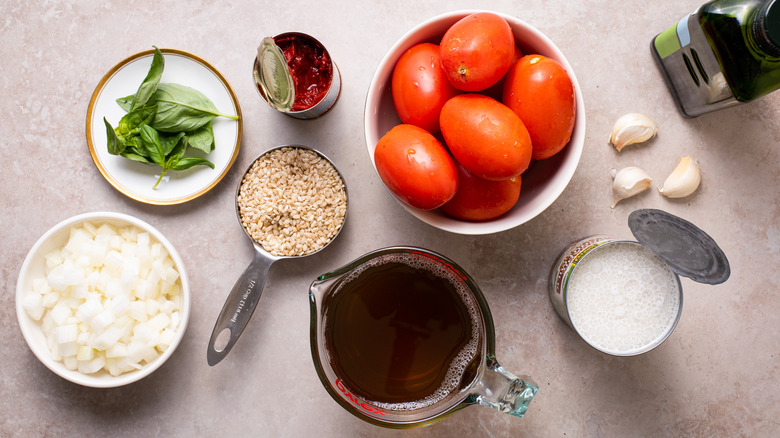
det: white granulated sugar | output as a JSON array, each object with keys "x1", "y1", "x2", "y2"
[
  {"x1": 566, "y1": 242, "x2": 680, "y2": 354},
  {"x1": 237, "y1": 147, "x2": 347, "y2": 257}
]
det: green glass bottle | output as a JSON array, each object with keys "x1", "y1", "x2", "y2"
[{"x1": 652, "y1": 0, "x2": 780, "y2": 117}]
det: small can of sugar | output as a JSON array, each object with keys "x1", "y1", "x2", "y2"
[{"x1": 549, "y1": 210, "x2": 730, "y2": 356}]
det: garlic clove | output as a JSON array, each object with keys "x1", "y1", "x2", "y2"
[
  {"x1": 658, "y1": 156, "x2": 701, "y2": 198},
  {"x1": 612, "y1": 166, "x2": 652, "y2": 208},
  {"x1": 609, "y1": 113, "x2": 658, "y2": 152}
]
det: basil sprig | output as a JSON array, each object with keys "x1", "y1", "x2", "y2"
[{"x1": 104, "y1": 46, "x2": 239, "y2": 189}]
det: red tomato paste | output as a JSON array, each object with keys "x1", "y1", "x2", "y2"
[{"x1": 274, "y1": 34, "x2": 333, "y2": 111}]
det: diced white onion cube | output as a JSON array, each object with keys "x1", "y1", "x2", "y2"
[
  {"x1": 146, "y1": 299, "x2": 160, "y2": 316},
  {"x1": 105, "y1": 342, "x2": 128, "y2": 358},
  {"x1": 78, "y1": 357, "x2": 106, "y2": 374},
  {"x1": 63, "y1": 355, "x2": 78, "y2": 371},
  {"x1": 104, "y1": 278, "x2": 123, "y2": 299},
  {"x1": 46, "y1": 267, "x2": 67, "y2": 291},
  {"x1": 95, "y1": 223, "x2": 116, "y2": 236},
  {"x1": 50, "y1": 301, "x2": 72, "y2": 325},
  {"x1": 89, "y1": 309, "x2": 115, "y2": 333},
  {"x1": 55, "y1": 324, "x2": 79, "y2": 344},
  {"x1": 128, "y1": 301, "x2": 148, "y2": 322},
  {"x1": 58, "y1": 341, "x2": 79, "y2": 358},
  {"x1": 158, "y1": 328, "x2": 176, "y2": 351},
  {"x1": 22, "y1": 291, "x2": 44, "y2": 321},
  {"x1": 76, "y1": 298, "x2": 102, "y2": 322},
  {"x1": 42, "y1": 291, "x2": 59, "y2": 309},
  {"x1": 33, "y1": 278, "x2": 49, "y2": 294},
  {"x1": 109, "y1": 294, "x2": 131, "y2": 318},
  {"x1": 104, "y1": 250, "x2": 123, "y2": 274},
  {"x1": 133, "y1": 323, "x2": 157, "y2": 346},
  {"x1": 44, "y1": 249, "x2": 63, "y2": 269},
  {"x1": 147, "y1": 313, "x2": 170, "y2": 332},
  {"x1": 77, "y1": 345, "x2": 94, "y2": 361},
  {"x1": 92, "y1": 327, "x2": 123, "y2": 351}
]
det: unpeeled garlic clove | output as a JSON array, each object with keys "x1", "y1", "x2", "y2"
[
  {"x1": 658, "y1": 156, "x2": 701, "y2": 198},
  {"x1": 609, "y1": 113, "x2": 658, "y2": 152},
  {"x1": 612, "y1": 166, "x2": 652, "y2": 208}
]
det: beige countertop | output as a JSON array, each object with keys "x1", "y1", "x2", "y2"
[{"x1": 3, "y1": 1, "x2": 779, "y2": 436}]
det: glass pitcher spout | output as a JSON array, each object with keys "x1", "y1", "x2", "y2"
[{"x1": 471, "y1": 357, "x2": 538, "y2": 417}]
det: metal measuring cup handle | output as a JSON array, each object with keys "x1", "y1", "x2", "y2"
[{"x1": 207, "y1": 246, "x2": 279, "y2": 366}]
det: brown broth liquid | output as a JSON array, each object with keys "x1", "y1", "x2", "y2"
[{"x1": 324, "y1": 255, "x2": 481, "y2": 409}]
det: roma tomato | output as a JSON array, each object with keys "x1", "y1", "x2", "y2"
[
  {"x1": 440, "y1": 12, "x2": 515, "y2": 91},
  {"x1": 439, "y1": 94, "x2": 532, "y2": 181},
  {"x1": 482, "y1": 45, "x2": 524, "y2": 100},
  {"x1": 439, "y1": 161, "x2": 522, "y2": 221},
  {"x1": 392, "y1": 43, "x2": 460, "y2": 134},
  {"x1": 374, "y1": 124, "x2": 458, "y2": 210},
  {"x1": 502, "y1": 54, "x2": 576, "y2": 160}
]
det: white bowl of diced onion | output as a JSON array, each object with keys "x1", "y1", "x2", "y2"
[{"x1": 15, "y1": 211, "x2": 190, "y2": 388}]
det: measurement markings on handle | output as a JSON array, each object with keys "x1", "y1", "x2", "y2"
[{"x1": 230, "y1": 279, "x2": 257, "y2": 323}]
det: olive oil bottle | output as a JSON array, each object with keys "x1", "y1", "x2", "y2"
[{"x1": 652, "y1": 0, "x2": 780, "y2": 117}]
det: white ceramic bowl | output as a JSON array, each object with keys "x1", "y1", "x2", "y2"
[
  {"x1": 15, "y1": 212, "x2": 190, "y2": 388},
  {"x1": 364, "y1": 10, "x2": 586, "y2": 235}
]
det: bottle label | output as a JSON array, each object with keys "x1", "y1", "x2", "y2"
[{"x1": 654, "y1": 13, "x2": 693, "y2": 59}]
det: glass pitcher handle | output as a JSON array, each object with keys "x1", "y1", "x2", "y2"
[{"x1": 473, "y1": 359, "x2": 538, "y2": 417}]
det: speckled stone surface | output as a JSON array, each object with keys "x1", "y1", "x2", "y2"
[{"x1": 3, "y1": 1, "x2": 780, "y2": 436}]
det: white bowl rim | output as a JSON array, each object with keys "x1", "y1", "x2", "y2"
[
  {"x1": 364, "y1": 9, "x2": 586, "y2": 235},
  {"x1": 15, "y1": 211, "x2": 191, "y2": 388}
]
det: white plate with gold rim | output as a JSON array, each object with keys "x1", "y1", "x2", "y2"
[{"x1": 86, "y1": 48, "x2": 242, "y2": 205}]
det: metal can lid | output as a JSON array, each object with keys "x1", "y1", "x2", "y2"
[
  {"x1": 628, "y1": 209, "x2": 730, "y2": 285},
  {"x1": 256, "y1": 37, "x2": 295, "y2": 112}
]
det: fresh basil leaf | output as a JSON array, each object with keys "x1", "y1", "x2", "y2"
[
  {"x1": 139, "y1": 124, "x2": 165, "y2": 167},
  {"x1": 150, "y1": 83, "x2": 238, "y2": 133},
  {"x1": 116, "y1": 94, "x2": 134, "y2": 112},
  {"x1": 122, "y1": 134, "x2": 144, "y2": 150},
  {"x1": 171, "y1": 157, "x2": 215, "y2": 171},
  {"x1": 116, "y1": 105, "x2": 157, "y2": 137},
  {"x1": 170, "y1": 135, "x2": 188, "y2": 159},
  {"x1": 120, "y1": 151, "x2": 152, "y2": 163},
  {"x1": 160, "y1": 131, "x2": 186, "y2": 156},
  {"x1": 131, "y1": 46, "x2": 164, "y2": 110},
  {"x1": 104, "y1": 117, "x2": 124, "y2": 155},
  {"x1": 124, "y1": 144, "x2": 150, "y2": 157},
  {"x1": 186, "y1": 121, "x2": 215, "y2": 153}
]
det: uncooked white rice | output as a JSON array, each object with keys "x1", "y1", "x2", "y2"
[{"x1": 237, "y1": 147, "x2": 347, "y2": 256}]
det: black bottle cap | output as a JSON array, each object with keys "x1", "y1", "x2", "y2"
[{"x1": 755, "y1": 0, "x2": 780, "y2": 56}]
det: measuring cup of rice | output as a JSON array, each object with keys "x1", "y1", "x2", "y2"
[{"x1": 207, "y1": 145, "x2": 347, "y2": 365}]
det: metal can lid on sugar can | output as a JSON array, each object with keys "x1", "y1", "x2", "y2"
[{"x1": 628, "y1": 209, "x2": 730, "y2": 285}]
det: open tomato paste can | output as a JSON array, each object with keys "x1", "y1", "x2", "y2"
[{"x1": 253, "y1": 32, "x2": 341, "y2": 119}]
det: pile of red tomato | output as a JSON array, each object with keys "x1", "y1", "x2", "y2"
[{"x1": 374, "y1": 12, "x2": 576, "y2": 221}]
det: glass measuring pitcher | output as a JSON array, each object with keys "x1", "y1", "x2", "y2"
[{"x1": 308, "y1": 246, "x2": 537, "y2": 428}]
